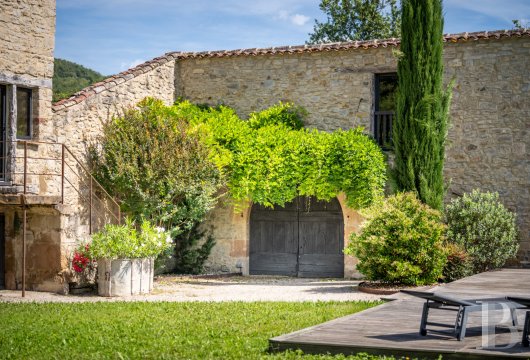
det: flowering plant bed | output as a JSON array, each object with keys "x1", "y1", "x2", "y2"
[{"x1": 67, "y1": 243, "x2": 97, "y2": 294}]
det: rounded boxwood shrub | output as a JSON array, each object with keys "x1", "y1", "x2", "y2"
[
  {"x1": 445, "y1": 190, "x2": 518, "y2": 273},
  {"x1": 345, "y1": 192, "x2": 447, "y2": 286}
]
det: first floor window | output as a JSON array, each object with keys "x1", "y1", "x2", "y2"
[
  {"x1": 16, "y1": 87, "x2": 32, "y2": 139},
  {"x1": 374, "y1": 73, "x2": 397, "y2": 149}
]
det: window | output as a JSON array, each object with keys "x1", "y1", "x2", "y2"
[
  {"x1": 374, "y1": 73, "x2": 397, "y2": 149},
  {"x1": 16, "y1": 87, "x2": 32, "y2": 139}
]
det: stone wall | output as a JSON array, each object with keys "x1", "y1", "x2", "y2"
[
  {"x1": 0, "y1": 0, "x2": 56, "y2": 193},
  {"x1": 443, "y1": 37, "x2": 530, "y2": 257},
  {"x1": 0, "y1": 0, "x2": 55, "y2": 143},
  {"x1": 4, "y1": 207, "x2": 64, "y2": 292},
  {"x1": 0, "y1": 0, "x2": 55, "y2": 81},
  {"x1": 176, "y1": 36, "x2": 530, "y2": 267},
  {"x1": 0, "y1": 0, "x2": 59, "y2": 291},
  {"x1": 176, "y1": 47, "x2": 397, "y2": 131}
]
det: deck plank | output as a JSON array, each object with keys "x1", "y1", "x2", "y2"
[{"x1": 270, "y1": 269, "x2": 530, "y2": 359}]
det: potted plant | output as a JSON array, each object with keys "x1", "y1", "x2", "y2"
[{"x1": 90, "y1": 219, "x2": 172, "y2": 296}]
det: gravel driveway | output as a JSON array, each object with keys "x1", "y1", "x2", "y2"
[{"x1": 0, "y1": 275, "x2": 383, "y2": 303}]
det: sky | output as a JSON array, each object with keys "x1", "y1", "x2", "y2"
[{"x1": 55, "y1": 0, "x2": 530, "y2": 76}]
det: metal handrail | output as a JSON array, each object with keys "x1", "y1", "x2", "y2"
[
  {"x1": 4, "y1": 139, "x2": 123, "y2": 298},
  {"x1": 2, "y1": 140, "x2": 121, "y2": 233}
]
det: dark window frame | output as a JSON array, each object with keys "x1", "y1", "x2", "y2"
[
  {"x1": 374, "y1": 73, "x2": 397, "y2": 149},
  {"x1": 16, "y1": 87, "x2": 33, "y2": 140}
]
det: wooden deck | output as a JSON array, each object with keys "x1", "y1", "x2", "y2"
[{"x1": 270, "y1": 269, "x2": 530, "y2": 359}]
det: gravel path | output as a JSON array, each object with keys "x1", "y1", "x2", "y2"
[{"x1": 0, "y1": 275, "x2": 383, "y2": 303}]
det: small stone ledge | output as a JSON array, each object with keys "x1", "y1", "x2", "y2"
[{"x1": 0, "y1": 194, "x2": 61, "y2": 206}]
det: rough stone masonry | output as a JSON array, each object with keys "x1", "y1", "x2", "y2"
[
  {"x1": 54, "y1": 31, "x2": 530, "y2": 276},
  {"x1": 2, "y1": 0, "x2": 529, "y2": 289}
]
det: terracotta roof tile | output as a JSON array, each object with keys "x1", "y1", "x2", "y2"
[{"x1": 52, "y1": 29, "x2": 530, "y2": 112}]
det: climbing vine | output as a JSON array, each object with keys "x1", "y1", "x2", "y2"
[{"x1": 173, "y1": 99, "x2": 387, "y2": 209}]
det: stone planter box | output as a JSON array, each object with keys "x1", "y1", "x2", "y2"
[{"x1": 97, "y1": 258, "x2": 154, "y2": 297}]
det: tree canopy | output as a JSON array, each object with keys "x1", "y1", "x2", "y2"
[{"x1": 308, "y1": 0, "x2": 401, "y2": 44}]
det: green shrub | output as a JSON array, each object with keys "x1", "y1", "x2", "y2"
[
  {"x1": 345, "y1": 192, "x2": 447, "y2": 285},
  {"x1": 90, "y1": 98, "x2": 223, "y2": 273},
  {"x1": 174, "y1": 223, "x2": 216, "y2": 274},
  {"x1": 445, "y1": 190, "x2": 518, "y2": 273},
  {"x1": 247, "y1": 101, "x2": 306, "y2": 130},
  {"x1": 442, "y1": 242, "x2": 473, "y2": 282},
  {"x1": 90, "y1": 219, "x2": 172, "y2": 259}
]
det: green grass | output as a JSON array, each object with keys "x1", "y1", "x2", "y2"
[{"x1": 0, "y1": 301, "x2": 394, "y2": 360}]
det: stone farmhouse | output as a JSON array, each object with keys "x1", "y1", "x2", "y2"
[{"x1": 1, "y1": 0, "x2": 529, "y2": 291}]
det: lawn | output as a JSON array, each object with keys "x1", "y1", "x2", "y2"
[{"x1": 0, "y1": 301, "x2": 394, "y2": 359}]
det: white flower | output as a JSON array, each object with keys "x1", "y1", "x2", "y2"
[
  {"x1": 155, "y1": 227, "x2": 165, "y2": 233},
  {"x1": 166, "y1": 235, "x2": 172, "y2": 244}
]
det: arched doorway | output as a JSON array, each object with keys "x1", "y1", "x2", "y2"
[{"x1": 249, "y1": 196, "x2": 344, "y2": 278}]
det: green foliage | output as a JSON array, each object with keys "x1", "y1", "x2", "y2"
[
  {"x1": 444, "y1": 190, "x2": 519, "y2": 273},
  {"x1": 91, "y1": 97, "x2": 222, "y2": 232},
  {"x1": 170, "y1": 100, "x2": 386, "y2": 209},
  {"x1": 92, "y1": 98, "x2": 386, "y2": 272},
  {"x1": 90, "y1": 220, "x2": 172, "y2": 259},
  {"x1": 392, "y1": 0, "x2": 452, "y2": 210},
  {"x1": 345, "y1": 192, "x2": 447, "y2": 285},
  {"x1": 442, "y1": 243, "x2": 473, "y2": 283},
  {"x1": 512, "y1": 19, "x2": 529, "y2": 29},
  {"x1": 53, "y1": 58, "x2": 105, "y2": 102},
  {"x1": 248, "y1": 102, "x2": 307, "y2": 130},
  {"x1": 308, "y1": 0, "x2": 401, "y2": 44},
  {"x1": 173, "y1": 223, "x2": 216, "y2": 274},
  {"x1": 90, "y1": 98, "x2": 223, "y2": 272},
  {"x1": 0, "y1": 301, "x2": 385, "y2": 359}
]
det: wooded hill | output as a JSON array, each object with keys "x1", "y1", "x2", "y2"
[{"x1": 53, "y1": 58, "x2": 105, "y2": 102}]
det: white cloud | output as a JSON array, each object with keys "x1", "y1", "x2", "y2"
[
  {"x1": 275, "y1": 10, "x2": 311, "y2": 26},
  {"x1": 291, "y1": 14, "x2": 310, "y2": 26}
]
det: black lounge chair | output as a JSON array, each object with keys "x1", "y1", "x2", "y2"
[
  {"x1": 506, "y1": 296, "x2": 530, "y2": 347},
  {"x1": 402, "y1": 290, "x2": 520, "y2": 341}
]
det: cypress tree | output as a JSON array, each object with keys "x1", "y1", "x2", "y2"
[{"x1": 393, "y1": 0, "x2": 452, "y2": 210}]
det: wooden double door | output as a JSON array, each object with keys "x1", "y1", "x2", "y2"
[{"x1": 249, "y1": 196, "x2": 344, "y2": 278}]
